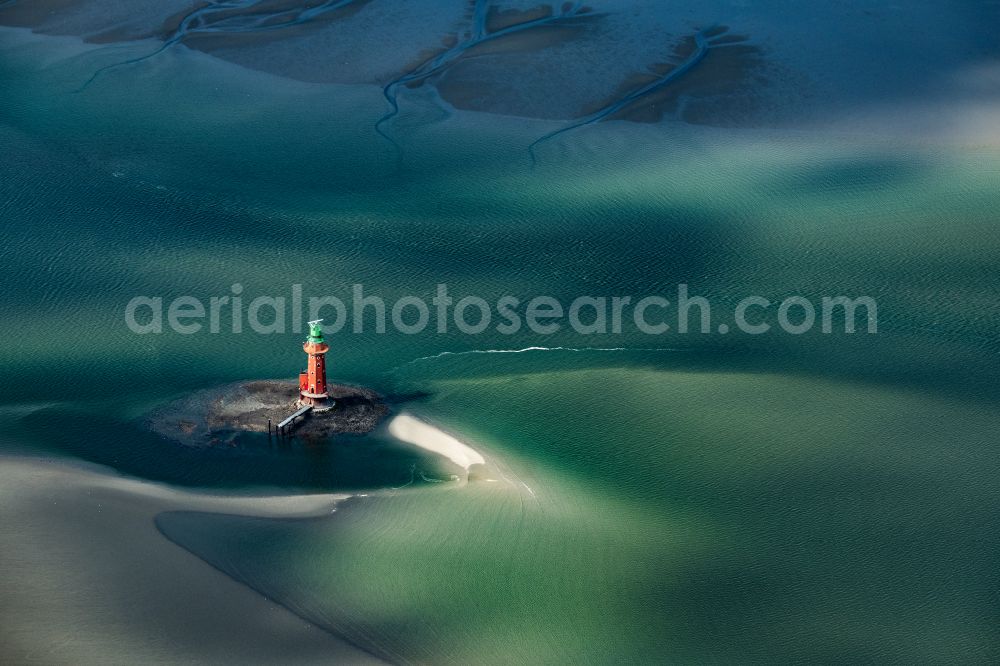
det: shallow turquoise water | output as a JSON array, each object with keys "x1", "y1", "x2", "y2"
[{"x1": 2, "y1": 20, "x2": 1000, "y2": 664}]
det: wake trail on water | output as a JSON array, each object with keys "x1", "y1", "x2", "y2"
[{"x1": 391, "y1": 345, "x2": 686, "y2": 371}]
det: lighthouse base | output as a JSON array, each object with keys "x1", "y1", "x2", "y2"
[{"x1": 299, "y1": 390, "x2": 335, "y2": 412}]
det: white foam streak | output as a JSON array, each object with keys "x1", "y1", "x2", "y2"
[{"x1": 401, "y1": 345, "x2": 682, "y2": 367}]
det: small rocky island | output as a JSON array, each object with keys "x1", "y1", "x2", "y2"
[
  {"x1": 148, "y1": 320, "x2": 388, "y2": 446},
  {"x1": 148, "y1": 380, "x2": 388, "y2": 446}
]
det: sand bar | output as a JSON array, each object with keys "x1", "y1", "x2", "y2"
[
  {"x1": 388, "y1": 413, "x2": 485, "y2": 470},
  {"x1": 0, "y1": 455, "x2": 383, "y2": 665}
]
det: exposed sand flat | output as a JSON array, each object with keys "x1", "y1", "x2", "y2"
[
  {"x1": 4, "y1": 1, "x2": 998, "y2": 136},
  {"x1": 0, "y1": 455, "x2": 383, "y2": 665},
  {"x1": 0, "y1": 0, "x2": 197, "y2": 43},
  {"x1": 388, "y1": 413, "x2": 485, "y2": 471}
]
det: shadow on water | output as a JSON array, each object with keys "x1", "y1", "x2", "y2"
[
  {"x1": 768, "y1": 156, "x2": 930, "y2": 196},
  {"x1": 17, "y1": 406, "x2": 433, "y2": 491}
]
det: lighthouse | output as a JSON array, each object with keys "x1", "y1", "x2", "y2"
[{"x1": 299, "y1": 319, "x2": 333, "y2": 410}]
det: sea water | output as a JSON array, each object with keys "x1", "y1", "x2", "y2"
[{"x1": 1, "y1": 11, "x2": 999, "y2": 663}]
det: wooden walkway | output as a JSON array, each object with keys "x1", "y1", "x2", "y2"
[{"x1": 277, "y1": 404, "x2": 312, "y2": 430}]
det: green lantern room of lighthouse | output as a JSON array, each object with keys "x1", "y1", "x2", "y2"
[{"x1": 307, "y1": 320, "x2": 325, "y2": 344}]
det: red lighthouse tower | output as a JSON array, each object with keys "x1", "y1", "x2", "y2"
[{"x1": 299, "y1": 319, "x2": 332, "y2": 410}]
